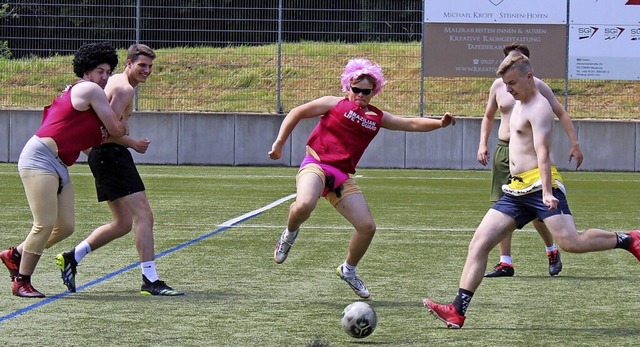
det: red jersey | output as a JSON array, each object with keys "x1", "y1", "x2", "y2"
[
  {"x1": 35, "y1": 82, "x2": 109, "y2": 166},
  {"x1": 306, "y1": 98, "x2": 383, "y2": 174}
]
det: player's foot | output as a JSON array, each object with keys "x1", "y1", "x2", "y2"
[
  {"x1": 12, "y1": 277, "x2": 45, "y2": 298},
  {"x1": 273, "y1": 228, "x2": 298, "y2": 264},
  {"x1": 626, "y1": 230, "x2": 640, "y2": 261},
  {"x1": 336, "y1": 265, "x2": 370, "y2": 299},
  {"x1": 484, "y1": 262, "x2": 514, "y2": 277},
  {"x1": 55, "y1": 251, "x2": 77, "y2": 292},
  {"x1": 141, "y1": 276, "x2": 184, "y2": 296},
  {"x1": 0, "y1": 247, "x2": 20, "y2": 281},
  {"x1": 423, "y1": 298, "x2": 465, "y2": 329},
  {"x1": 547, "y1": 249, "x2": 562, "y2": 276}
]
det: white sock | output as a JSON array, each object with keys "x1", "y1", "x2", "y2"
[
  {"x1": 284, "y1": 228, "x2": 298, "y2": 241},
  {"x1": 74, "y1": 240, "x2": 92, "y2": 263},
  {"x1": 545, "y1": 243, "x2": 558, "y2": 253},
  {"x1": 341, "y1": 261, "x2": 356, "y2": 276},
  {"x1": 499, "y1": 255, "x2": 513, "y2": 265},
  {"x1": 141, "y1": 261, "x2": 159, "y2": 282}
]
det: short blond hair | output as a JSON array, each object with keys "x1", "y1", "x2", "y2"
[{"x1": 497, "y1": 51, "x2": 531, "y2": 77}]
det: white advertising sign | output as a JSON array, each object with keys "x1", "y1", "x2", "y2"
[
  {"x1": 424, "y1": 0, "x2": 567, "y2": 24},
  {"x1": 570, "y1": 0, "x2": 640, "y2": 25},
  {"x1": 568, "y1": 0, "x2": 640, "y2": 80}
]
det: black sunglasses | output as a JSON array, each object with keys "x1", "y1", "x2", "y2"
[{"x1": 350, "y1": 86, "x2": 372, "y2": 95}]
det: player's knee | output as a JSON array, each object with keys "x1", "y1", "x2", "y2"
[
  {"x1": 555, "y1": 237, "x2": 581, "y2": 253},
  {"x1": 113, "y1": 221, "x2": 133, "y2": 235},
  {"x1": 291, "y1": 199, "x2": 316, "y2": 216},
  {"x1": 467, "y1": 237, "x2": 492, "y2": 257},
  {"x1": 357, "y1": 221, "x2": 376, "y2": 237}
]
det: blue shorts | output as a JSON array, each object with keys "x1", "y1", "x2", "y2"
[{"x1": 491, "y1": 188, "x2": 572, "y2": 229}]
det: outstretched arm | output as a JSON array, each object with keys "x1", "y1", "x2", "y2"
[
  {"x1": 268, "y1": 96, "x2": 341, "y2": 160},
  {"x1": 380, "y1": 111, "x2": 455, "y2": 132}
]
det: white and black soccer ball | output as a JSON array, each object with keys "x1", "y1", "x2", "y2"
[{"x1": 341, "y1": 301, "x2": 377, "y2": 339}]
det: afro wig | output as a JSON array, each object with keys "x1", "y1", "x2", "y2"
[{"x1": 72, "y1": 42, "x2": 118, "y2": 78}]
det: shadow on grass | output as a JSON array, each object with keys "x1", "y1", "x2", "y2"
[{"x1": 58, "y1": 289, "x2": 240, "y2": 302}]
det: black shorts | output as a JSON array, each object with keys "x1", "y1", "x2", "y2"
[{"x1": 88, "y1": 143, "x2": 145, "y2": 202}]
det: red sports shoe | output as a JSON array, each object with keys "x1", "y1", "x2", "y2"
[
  {"x1": 0, "y1": 247, "x2": 20, "y2": 281},
  {"x1": 626, "y1": 230, "x2": 640, "y2": 261},
  {"x1": 12, "y1": 278, "x2": 45, "y2": 298},
  {"x1": 423, "y1": 298, "x2": 465, "y2": 329}
]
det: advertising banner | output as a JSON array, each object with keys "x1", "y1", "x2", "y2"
[
  {"x1": 568, "y1": 0, "x2": 640, "y2": 80},
  {"x1": 424, "y1": 0, "x2": 567, "y2": 24},
  {"x1": 423, "y1": 0, "x2": 567, "y2": 78}
]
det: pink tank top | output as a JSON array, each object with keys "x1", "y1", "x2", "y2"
[
  {"x1": 35, "y1": 82, "x2": 109, "y2": 166},
  {"x1": 306, "y1": 98, "x2": 383, "y2": 174}
]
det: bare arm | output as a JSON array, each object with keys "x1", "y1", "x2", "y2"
[
  {"x1": 529, "y1": 102, "x2": 557, "y2": 210},
  {"x1": 380, "y1": 111, "x2": 455, "y2": 131},
  {"x1": 537, "y1": 80, "x2": 583, "y2": 169},
  {"x1": 70, "y1": 83, "x2": 125, "y2": 137},
  {"x1": 268, "y1": 96, "x2": 342, "y2": 160},
  {"x1": 104, "y1": 83, "x2": 149, "y2": 150},
  {"x1": 477, "y1": 81, "x2": 500, "y2": 166}
]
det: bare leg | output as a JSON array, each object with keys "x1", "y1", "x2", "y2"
[
  {"x1": 497, "y1": 233, "x2": 513, "y2": 258},
  {"x1": 543, "y1": 214, "x2": 617, "y2": 252},
  {"x1": 532, "y1": 219, "x2": 554, "y2": 247},
  {"x1": 84, "y1": 198, "x2": 133, "y2": 253},
  {"x1": 286, "y1": 172, "x2": 323, "y2": 232},
  {"x1": 460, "y1": 210, "x2": 516, "y2": 292},
  {"x1": 334, "y1": 193, "x2": 376, "y2": 266}
]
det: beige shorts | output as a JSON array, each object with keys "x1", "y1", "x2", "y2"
[{"x1": 297, "y1": 163, "x2": 361, "y2": 206}]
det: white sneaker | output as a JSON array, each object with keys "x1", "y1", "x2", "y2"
[
  {"x1": 273, "y1": 228, "x2": 298, "y2": 264},
  {"x1": 336, "y1": 265, "x2": 370, "y2": 299}
]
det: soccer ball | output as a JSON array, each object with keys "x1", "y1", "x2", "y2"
[{"x1": 341, "y1": 301, "x2": 377, "y2": 338}]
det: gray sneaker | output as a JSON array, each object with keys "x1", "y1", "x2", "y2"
[
  {"x1": 273, "y1": 228, "x2": 298, "y2": 264},
  {"x1": 547, "y1": 249, "x2": 562, "y2": 276},
  {"x1": 336, "y1": 265, "x2": 370, "y2": 299}
]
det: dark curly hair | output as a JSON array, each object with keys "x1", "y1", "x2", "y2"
[{"x1": 72, "y1": 42, "x2": 118, "y2": 78}]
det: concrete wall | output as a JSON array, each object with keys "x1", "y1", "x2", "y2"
[{"x1": 1, "y1": 109, "x2": 638, "y2": 171}]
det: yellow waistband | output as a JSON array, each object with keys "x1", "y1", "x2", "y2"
[{"x1": 508, "y1": 166, "x2": 563, "y2": 190}]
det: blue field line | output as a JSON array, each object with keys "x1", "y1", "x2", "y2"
[{"x1": 0, "y1": 193, "x2": 296, "y2": 325}]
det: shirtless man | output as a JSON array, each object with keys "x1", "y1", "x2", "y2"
[
  {"x1": 479, "y1": 43, "x2": 583, "y2": 278},
  {"x1": 56, "y1": 44, "x2": 183, "y2": 296},
  {"x1": 424, "y1": 51, "x2": 640, "y2": 329}
]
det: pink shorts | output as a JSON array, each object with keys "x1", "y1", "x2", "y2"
[{"x1": 299, "y1": 155, "x2": 349, "y2": 197}]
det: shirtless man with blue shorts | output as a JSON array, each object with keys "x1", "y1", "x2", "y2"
[{"x1": 424, "y1": 51, "x2": 640, "y2": 329}]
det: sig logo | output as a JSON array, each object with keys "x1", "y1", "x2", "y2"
[
  {"x1": 630, "y1": 28, "x2": 640, "y2": 41},
  {"x1": 604, "y1": 27, "x2": 625, "y2": 40},
  {"x1": 578, "y1": 26, "x2": 599, "y2": 40}
]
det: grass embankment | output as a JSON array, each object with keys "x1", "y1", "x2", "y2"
[{"x1": 1, "y1": 42, "x2": 638, "y2": 118}]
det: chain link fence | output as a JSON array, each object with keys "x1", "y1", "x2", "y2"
[{"x1": 0, "y1": 1, "x2": 637, "y2": 118}]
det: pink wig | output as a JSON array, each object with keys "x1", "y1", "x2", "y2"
[{"x1": 341, "y1": 58, "x2": 386, "y2": 96}]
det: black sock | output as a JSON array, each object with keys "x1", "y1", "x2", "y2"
[
  {"x1": 615, "y1": 232, "x2": 631, "y2": 250},
  {"x1": 452, "y1": 288, "x2": 474, "y2": 316},
  {"x1": 12, "y1": 248, "x2": 21, "y2": 259},
  {"x1": 16, "y1": 274, "x2": 30, "y2": 282}
]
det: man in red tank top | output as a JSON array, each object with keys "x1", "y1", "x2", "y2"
[
  {"x1": 0, "y1": 42, "x2": 125, "y2": 298},
  {"x1": 268, "y1": 58, "x2": 456, "y2": 299}
]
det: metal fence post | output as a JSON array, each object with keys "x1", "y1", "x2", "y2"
[{"x1": 276, "y1": 0, "x2": 283, "y2": 114}]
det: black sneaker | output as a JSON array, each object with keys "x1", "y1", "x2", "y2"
[
  {"x1": 547, "y1": 249, "x2": 563, "y2": 276},
  {"x1": 55, "y1": 251, "x2": 77, "y2": 292},
  {"x1": 484, "y1": 262, "x2": 515, "y2": 277},
  {"x1": 141, "y1": 275, "x2": 184, "y2": 296}
]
